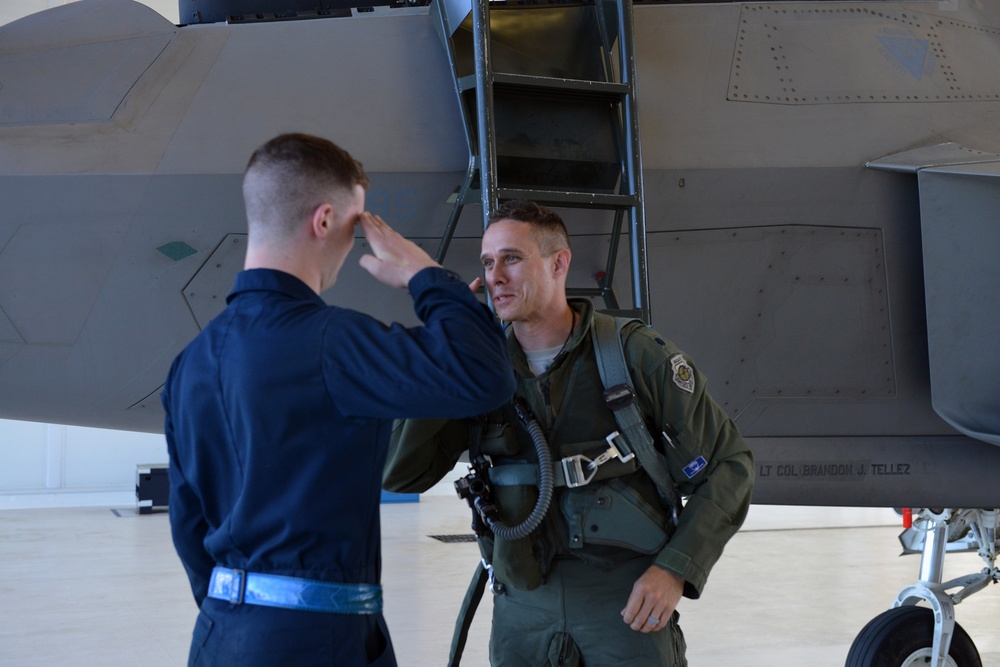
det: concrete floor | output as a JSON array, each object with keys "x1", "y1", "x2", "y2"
[{"x1": 1, "y1": 498, "x2": 997, "y2": 666}]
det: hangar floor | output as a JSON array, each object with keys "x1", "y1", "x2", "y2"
[{"x1": 1, "y1": 497, "x2": 998, "y2": 666}]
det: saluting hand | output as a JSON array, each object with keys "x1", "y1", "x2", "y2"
[{"x1": 358, "y1": 212, "x2": 439, "y2": 289}]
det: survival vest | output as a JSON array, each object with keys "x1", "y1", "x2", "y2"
[{"x1": 448, "y1": 312, "x2": 683, "y2": 666}]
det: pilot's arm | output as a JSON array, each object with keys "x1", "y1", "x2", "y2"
[
  {"x1": 623, "y1": 326, "x2": 755, "y2": 618},
  {"x1": 383, "y1": 418, "x2": 470, "y2": 493}
]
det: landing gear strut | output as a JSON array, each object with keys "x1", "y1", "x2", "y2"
[{"x1": 846, "y1": 508, "x2": 998, "y2": 667}]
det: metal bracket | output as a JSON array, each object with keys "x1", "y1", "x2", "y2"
[
  {"x1": 893, "y1": 582, "x2": 955, "y2": 667},
  {"x1": 560, "y1": 431, "x2": 634, "y2": 488}
]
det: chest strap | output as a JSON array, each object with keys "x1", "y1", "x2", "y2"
[
  {"x1": 592, "y1": 313, "x2": 682, "y2": 526},
  {"x1": 488, "y1": 433, "x2": 640, "y2": 489}
]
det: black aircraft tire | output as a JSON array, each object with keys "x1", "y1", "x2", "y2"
[{"x1": 845, "y1": 606, "x2": 981, "y2": 667}]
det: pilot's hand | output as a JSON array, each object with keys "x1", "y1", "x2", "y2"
[
  {"x1": 620, "y1": 565, "x2": 684, "y2": 633},
  {"x1": 469, "y1": 277, "x2": 483, "y2": 293},
  {"x1": 358, "y1": 212, "x2": 438, "y2": 289}
]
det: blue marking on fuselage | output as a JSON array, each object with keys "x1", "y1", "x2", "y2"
[{"x1": 877, "y1": 35, "x2": 929, "y2": 81}]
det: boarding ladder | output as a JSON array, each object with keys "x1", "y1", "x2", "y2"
[{"x1": 431, "y1": 0, "x2": 650, "y2": 322}]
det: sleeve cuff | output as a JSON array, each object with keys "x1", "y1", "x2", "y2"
[
  {"x1": 408, "y1": 266, "x2": 464, "y2": 295},
  {"x1": 654, "y1": 547, "x2": 707, "y2": 599}
]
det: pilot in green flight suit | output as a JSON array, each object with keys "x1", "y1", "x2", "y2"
[{"x1": 383, "y1": 201, "x2": 754, "y2": 666}]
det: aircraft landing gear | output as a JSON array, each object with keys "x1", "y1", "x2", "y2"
[
  {"x1": 846, "y1": 508, "x2": 998, "y2": 667},
  {"x1": 845, "y1": 606, "x2": 980, "y2": 667}
]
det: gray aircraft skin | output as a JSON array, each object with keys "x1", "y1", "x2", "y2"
[
  {"x1": 5, "y1": 0, "x2": 997, "y2": 505},
  {"x1": 0, "y1": 1, "x2": 998, "y2": 663}
]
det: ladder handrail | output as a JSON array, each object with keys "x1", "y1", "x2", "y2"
[
  {"x1": 472, "y1": 0, "x2": 498, "y2": 228},
  {"x1": 613, "y1": 0, "x2": 650, "y2": 320}
]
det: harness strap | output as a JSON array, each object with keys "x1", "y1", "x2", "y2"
[
  {"x1": 487, "y1": 450, "x2": 639, "y2": 489},
  {"x1": 448, "y1": 560, "x2": 489, "y2": 667},
  {"x1": 448, "y1": 417, "x2": 494, "y2": 666},
  {"x1": 591, "y1": 313, "x2": 682, "y2": 525}
]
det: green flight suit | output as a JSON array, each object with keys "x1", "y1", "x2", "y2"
[{"x1": 384, "y1": 299, "x2": 754, "y2": 666}]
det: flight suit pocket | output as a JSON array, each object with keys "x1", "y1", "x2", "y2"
[
  {"x1": 490, "y1": 484, "x2": 545, "y2": 591},
  {"x1": 662, "y1": 422, "x2": 710, "y2": 495},
  {"x1": 561, "y1": 478, "x2": 669, "y2": 554},
  {"x1": 189, "y1": 605, "x2": 216, "y2": 665},
  {"x1": 480, "y1": 422, "x2": 520, "y2": 457}
]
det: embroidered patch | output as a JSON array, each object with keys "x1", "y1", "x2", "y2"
[
  {"x1": 683, "y1": 456, "x2": 708, "y2": 479},
  {"x1": 670, "y1": 354, "x2": 695, "y2": 394}
]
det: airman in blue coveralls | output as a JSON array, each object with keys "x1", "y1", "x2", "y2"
[{"x1": 163, "y1": 134, "x2": 515, "y2": 666}]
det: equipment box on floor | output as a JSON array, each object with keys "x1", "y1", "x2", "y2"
[{"x1": 136, "y1": 463, "x2": 169, "y2": 514}]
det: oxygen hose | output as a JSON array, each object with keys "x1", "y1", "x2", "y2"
[{"x1": 481, "y1": 398, "x2": 554, "y2": 541}]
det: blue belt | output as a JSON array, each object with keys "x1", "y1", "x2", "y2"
[{"x1": 207, "y1": 566, "x2": 382, "y2": 614}]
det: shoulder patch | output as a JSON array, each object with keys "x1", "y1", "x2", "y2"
[{"x1": 670, "y1": 354, "x2": 695, "y2": 394}]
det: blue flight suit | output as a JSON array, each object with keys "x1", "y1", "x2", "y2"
[{"x1": 163, "y1": 267, "x2": 515, "y2": 666}]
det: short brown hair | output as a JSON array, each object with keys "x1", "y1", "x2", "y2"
[
  {"x1": 487, "y1": 200, "x2": 570, "y2": 256},
  {"x1": 242, "y1": 133, "x2": 369, "y2": 240}
]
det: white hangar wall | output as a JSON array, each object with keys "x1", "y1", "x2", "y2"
[{"x1": 0, "y1": 419, "x2": 168, "y2": 508}]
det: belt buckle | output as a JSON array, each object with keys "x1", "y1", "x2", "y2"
[{"x1": 227, "y1": 568, "x2": 247, "y2": 605}]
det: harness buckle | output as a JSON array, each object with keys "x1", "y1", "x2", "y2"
[
  {"x1": 600, "y1": 430, "x2": 635, "y2": 465},
  {"x1": 561, "y1": 431, "x2": 635, "y2": 488},
  {"x1": 561, "y1": 454, "x2": 598, "y2": 488},
  {"x1": 603, "y1": 383, "x2": 635, "y2": 410},
  {"x1": 482, "y1": 558, "x2": 505, "y2": 595}
]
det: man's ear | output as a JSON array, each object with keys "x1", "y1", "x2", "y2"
[
  {"x1": 552, "y1": 247, "x2": 572, "y2": 277},
  {"x1": 311, "y1": 203, "x2": 334, "y2": 239}
]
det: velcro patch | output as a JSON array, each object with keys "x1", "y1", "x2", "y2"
[
  {"x1": 683, "y1": 456, "x2": 708, "y2": 479},
  {"x1": 670, "y1": 354, "x2": 695, "y2": 394}
]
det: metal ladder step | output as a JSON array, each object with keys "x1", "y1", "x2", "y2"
[
  {"x1": 432, "y1": 0, "x2": 650, "y2": 322},
  {"x1": 458, "y1": 73, "x2": 631, "y2": 100},
  {"x1": 454, "y1": 188, "x2": 639, "y2": 210}
]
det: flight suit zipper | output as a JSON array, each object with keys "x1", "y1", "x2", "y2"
[{"x1": 541, "y1": 379, "x2": 553, "y2": 423}]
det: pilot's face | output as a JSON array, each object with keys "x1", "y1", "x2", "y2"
[{"x1": 480, "y1": 219, "x2": 559, "y2": 324}]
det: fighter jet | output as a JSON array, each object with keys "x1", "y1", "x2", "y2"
[{"x1": 0, "y1": 1, "x2": 997, "y2": 664}]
